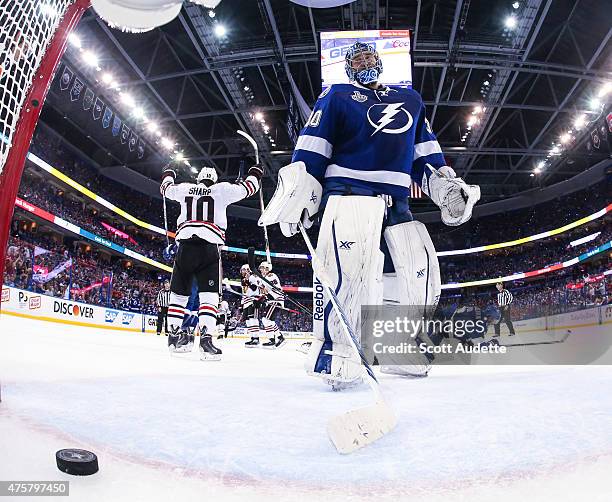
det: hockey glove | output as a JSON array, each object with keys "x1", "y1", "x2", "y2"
[
  {"x1": 160, "y1": 167, "x2": 177, "y2": 196},
  {"x1": 248, "y1": 164, "x2": 264, "y2": 180},
  {"x1": 422, "y1": 164, "x2": 480, "y2": 226},
  {"x1": 163, "y1": 242, "x2": 178, "y2": 262},
  {"x1": 258, "y1": 161, "x2": 322, "y2": 237}
]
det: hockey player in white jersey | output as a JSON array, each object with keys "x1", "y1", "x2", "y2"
[
  {"x1": 258, "y1": 261, "x2": 286, "y2": 349},
  {"x1": 240, "y1": 264, "x2": 263, "y2": 348},
  {"x1": 260, "y1": 41, "x2": 480, "y2": 388},
  {"x1": 161, "y1": 162, "x2": 263, "y2": 360}
]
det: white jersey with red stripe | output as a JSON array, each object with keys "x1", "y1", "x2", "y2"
[
  {"x1": 162, "y1": 175, "x2": 259, "y2": 244},
  {"x1": 260, "y1": 272, "x2": 284, "y2": 301},
  {"x1": 241, "y1": 274, "x2": 262, "y2": 306}
]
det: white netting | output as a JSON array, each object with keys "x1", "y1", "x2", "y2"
[{"x1": 0, "y1": 0, "x2": 74, "y2": 176}]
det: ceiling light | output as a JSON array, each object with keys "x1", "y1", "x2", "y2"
[
  {"x1": 505, "y1": 15, "x2": 517, "y2": 29},
  {"x1": 597, "y1": 82, "x2": 611, "y2": 98},
  {"x1": 161, "y1": 137, "x2": 174, "y2": 150},
  {"x1": 133, "y1": 107, "x2": 145, "y2": 119},
  {"x1": 147, "y1": 122, "x2": 158, "y2": 133},
  {"x1": 208, "y1": 9, "x2": 215, "y2": 18},
  {"x1": 550, "y1": 145, "x2": 560, "y2": 155},
  {"x1": 512, "y1": 2, "x2": 520, "y2": 9},
  {"x1": 68, "y1": 33, "x2": 81, "y2": 48},
  {"x1": 474, "y1": 105, "x2": 483, "y2": 114},
  {"x1": 244, "y1": 86, "x2": 250, "y2": 91},
  {"x1": 589, "y1": 97, "x2": 601, "y2": 109},
  {"x1": 483, "y1": 80, "x2": 490, "y2": 86},
  {"x1": 214, "y1": 24, "x2": 227, "y2": 37},
  {"x1": 120, "y1": 93, "x2": 135, "y2": 108},
  {"x1": 574, "y1": 115, "x2": 586, "y2": 130},
  {"x1": 102, "y1": 73, "x2": 113, "y2": 84},
  {"x1": 467, "y1": 116, "x2": 477, "y2": 127},
  {"x1": 175, "y1": 152, "x2": 184, "y2": 161},
  {"x1": 560, "y1": 132, "x2": 571, "y2": 144},
  {"x1": 254, "y1": 112, "x2": 263, "y2": 121},
  {"x1": 82, "y1": 50, "x2": 98, "y2": 67},
  {"x1": 191, "y1": 166, "x2": 198, "y2": 174}
]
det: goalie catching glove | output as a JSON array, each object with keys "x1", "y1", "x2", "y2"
[
  {"x1": 258, "y1": 162, "x2": 322, "y2": 237},
  {"x1": 421, "y1": 164, "x2": 480, "y2": 226}
]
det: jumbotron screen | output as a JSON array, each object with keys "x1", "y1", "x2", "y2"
[{"x1": 320, "y1": 29, "x2": 413, "y2": 89}]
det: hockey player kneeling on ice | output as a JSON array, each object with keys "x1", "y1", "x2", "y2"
[
  {"x1": 241, "y1": 264, "x2": 263, "y2": 348},
  {"x1": 259, "y1": 41, "x2": 480, "y2": 389},
  {"x1": 161, "y1": 161, "x2": 263, "y2": 360},
  {"x1": 258, "y1": 261, "x2": 286, "y2": 349}
]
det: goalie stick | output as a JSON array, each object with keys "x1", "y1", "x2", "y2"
[
  {"x1": 297, "y1": 222, "x2": 397, "y2": 454},
  {"x1": 237, "y1": 130, "x2": 271, "y2": 264},
  {"x1": 247, "y1": 248, "x2": 312, "y2": 316}
]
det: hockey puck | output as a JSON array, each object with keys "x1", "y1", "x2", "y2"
[{"x1": 56, "y1": 449, "x2": 99, "y2": 476}]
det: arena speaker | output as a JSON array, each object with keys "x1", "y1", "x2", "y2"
[{"x1": 91, "y1": 0, "x2": 184, "y2": 33}]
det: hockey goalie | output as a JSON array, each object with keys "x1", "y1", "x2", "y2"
[{"x1": 260, "y1": 41, "x2": 480, "y2": 389}]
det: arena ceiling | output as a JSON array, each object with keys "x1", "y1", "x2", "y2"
[{"x1": 39, "y1": 0, "x2": 612, "y2": 211}]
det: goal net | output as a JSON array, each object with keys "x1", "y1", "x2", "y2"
[{"x1": 0, "y1": 0, "x2": 88, "y2": 285}]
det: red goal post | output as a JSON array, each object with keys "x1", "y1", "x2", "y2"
[{"x1": 0, "y1": 0, "x2": 89, "y2": 300}]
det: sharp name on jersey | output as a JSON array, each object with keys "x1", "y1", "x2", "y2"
[
  {"x1": 162, "y1": 175, "x2": 259, "y2": 244},
  {"x1": 292, "y1": 83, "x2": 447, "y2": 198}
]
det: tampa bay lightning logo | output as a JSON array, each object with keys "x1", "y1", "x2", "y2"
[{"x1": 366, "y1": 102, "x2": 413, "y2": 136}]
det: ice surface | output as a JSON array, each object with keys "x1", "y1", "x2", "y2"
[{"x1": 1, "y1": 314, "x2": 611, "y2": 501}]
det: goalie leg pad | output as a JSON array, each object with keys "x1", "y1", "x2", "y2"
[
  {"x1": 383, "y1": 220, "x2": 441, "y2": 308},
  {"x1": 308, "y1": 195, "x2": 385, "y2": 384},
  {"x1": 381, "y1": 221, "x2": 441, "y2": 375}
]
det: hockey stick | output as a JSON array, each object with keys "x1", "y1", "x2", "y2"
[
  {"x1": 225, "y1": 286, "x2": 307, "y2": 315},
  {"x1": 499, "y1": 329, "x2": 571, "y2": 347},
  {"x1": 237, "y1": 130, "x2": 271, "y2": 264},
  {"x1": 297, "y1": 222, "x2": 397, "y2": 454},
  {"x1": 162, "y1": 194, "x2": 171, "y2": 247},
  {"x1": 247, "y1": 247, "x2": 312, "y2": 316},
  {"x1": 222, "y1": 281, "x2": 302, "y2": 315}
]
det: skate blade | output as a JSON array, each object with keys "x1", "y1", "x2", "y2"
[
  {"x1": 200, "y1": 353, "x2": 222, "y2": 361},
  {"x1": 244, "y1": 345, "x2": 260, "y2": 348},
  {"x1": 275, "y1": 339, "x2": 287, "y2": 348}
]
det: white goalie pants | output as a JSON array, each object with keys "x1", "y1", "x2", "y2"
[{"x1": 305, "y1": 195, "x2": 441, "y2": 385}]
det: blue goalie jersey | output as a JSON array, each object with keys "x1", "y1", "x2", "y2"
[{"x1": 292, "y1": 83, "x2": 447, "y2": 198}]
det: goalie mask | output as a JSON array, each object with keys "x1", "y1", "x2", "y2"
[
  {"x1": 197, "y1": 166, "x2": 218, "y2": 186},
  {"x1": 345, "y1": 41, "x2": 383, "y2": 86},
  {"x1": 259, "y1": 261, "x2": 272, "y2": 275}
]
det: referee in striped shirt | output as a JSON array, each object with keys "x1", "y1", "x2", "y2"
[
  {"x1": 156, "y1": 280, "x2": 171, "y2": 336},
  {"x1": 494, "y1": 282, "x2": 516, "y2": 336}
]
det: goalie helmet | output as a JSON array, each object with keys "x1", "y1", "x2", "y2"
[
  {"x1": 240, "y1": 264, "x2": 251, "y2": 277},
  {"x1": 259, "y1": 261, "x2": 272, "y2": 274},
  {"x1": 197, "y1": 166, "x2": 218, "y2": 185},
  {"x1": 344, "y1": 41, "x2": 383, "y2": 86}
]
